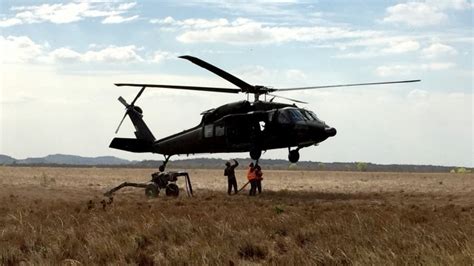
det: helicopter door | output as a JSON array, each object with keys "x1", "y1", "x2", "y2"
[{"x1": 225, "y1": 115, "x2": 252, "y2": 144}]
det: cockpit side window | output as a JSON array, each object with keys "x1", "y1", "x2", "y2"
[
  {"x1": 277, "y1": 111, "x2": 291, "y2": 124},
  {"x1": 268, "y1": 111, "x2": 276, "y2": 122},
  {"x1": 308, "y1": 111, "x2": 319, "y2": 121}
]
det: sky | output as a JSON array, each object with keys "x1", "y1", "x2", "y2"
[{"x1": 0, "y1": 0, "x2": 472, "y2": 167}]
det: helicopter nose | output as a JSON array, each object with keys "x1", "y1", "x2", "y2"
[{"x1": 325, "y1": 127, "x2": 337, "y2": 137}]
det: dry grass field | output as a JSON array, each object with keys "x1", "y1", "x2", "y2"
[{"x1": 0, "y1": 166, "x2": 473, "y2": 265}]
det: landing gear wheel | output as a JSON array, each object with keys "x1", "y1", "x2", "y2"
[
  {"x1": 288, "y1": 150, "x2": 300, "y2": 163},
  {"x1": 145, "y1": 183, "x2": 159, "y2": 198},
  {"x1": 165, "y1": 183, "x2": 179, "y2": 197},
  {"x1": 250, "y1": 149, "x2": 262, "y2": 160}
]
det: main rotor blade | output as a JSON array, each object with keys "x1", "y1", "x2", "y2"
[
  {"x1": 130, "y1": 86, "x2": 145, "y2": 106},
  {"x1": 179, "y1": 55, "x2": 254, "y2": 92},
  {"x1": 275, "y1": 79, "x2": 421, "y2": 91},
  {"x1": 115, "y1": 112, "x2": 128, "y2": 134},
  {"x1": 118, "y1": 96, "x2": 128, "y2": 107},
  {"x1": 115, "y1": 83, "x2": 240, "y2": 94},
  {"x1": 267, "y1": 93, "x2": 308, "y2": 104}
]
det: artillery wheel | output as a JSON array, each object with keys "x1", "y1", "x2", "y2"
[
  {"x1": 145, "y1": 183, "x2": 159, "y2": 198},
  {"x1": 165, "y1": 183, "x2": 179, "y2": 197}
]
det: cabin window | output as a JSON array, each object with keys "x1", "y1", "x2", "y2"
[
  {"x1": 204, "y1": 124, "x2": 213, "y2": 138},
  {"x1": 215, "y1": 125, "x2": 225, "y2": 136}
]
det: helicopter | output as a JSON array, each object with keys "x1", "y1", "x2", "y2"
[{"x1": 110, "y1": 55, "x2": 420, "y2": 172}]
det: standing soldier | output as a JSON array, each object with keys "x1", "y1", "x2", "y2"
[
  {"x1": 247, "y1": 162, "x2": 258, "y2": 196},
  {"x1": 224, "y1": 159, "x2": 239, "y2": 195},
  {"x1": 255, "y1": 164, "x2": 263, "y2": 194}
]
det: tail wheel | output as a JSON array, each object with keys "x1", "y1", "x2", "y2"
[
  {"x1": 165, "y1": 183, "x2": 179, "y2": 197},
  {"x1": 145, "y1": 183, "x2": 159, "y2": 198},
  {"x1": 288, "y1": 150, "x2": 300, "y2": 163}
]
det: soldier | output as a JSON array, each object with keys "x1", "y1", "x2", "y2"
[
  {"x1": 255, "y1": 164, "x2": 263, "y2": 194},
  {"x1": 247, "y1": 162, "x2": 258, "y2": 196},
  {"x1": 224, "y1": 159, "x2": 239, "y2": 195}
]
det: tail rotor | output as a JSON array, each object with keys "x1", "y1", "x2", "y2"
[
  {"x1": 115, "y1": 111, "x2": 128, "y2": 134},
  {"x1": 115, "y1": 87, "x2": 146, "y2": 134}
]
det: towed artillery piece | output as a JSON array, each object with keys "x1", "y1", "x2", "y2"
[{"x1": 104, "y1": 171, "x2": 193, "y2": 198}]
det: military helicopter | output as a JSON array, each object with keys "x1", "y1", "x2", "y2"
[{"x1": 110, "y1": 55, "x2": 420, "y2": 172}]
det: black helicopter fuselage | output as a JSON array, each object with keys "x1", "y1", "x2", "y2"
[
  {"x1": 151, "y1": 100, "x2": 336, "y2": 156},
  {"x1": 109, "y1": 100, "x2": 336, "y2": 160}
]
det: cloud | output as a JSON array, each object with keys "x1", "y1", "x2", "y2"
[
  {"x1": 102, "y1": 15, "x2": 138, "y2": 24},
  {"x1": 0, "y1": 18, "x2": 22, "y2": 27},
  {"x1": 1, "y1": 35, "x2": 144, "y2": 65},
  {"x1": 382, "y1": 0, "x2": 472, "y2": 27},
  {"x1": 231, "y1": 65, "x2": 308, "y2": 87},
  {"x1": 150, "y1": 16, "x2": 230, "y2": 29},
  {"x1": 50, "y1": 45, "x2": 143, "y2": 63},
  {"x1": 421, "y1": 43, "x2": 458, "y2": 58},
  {"x1": 1, "y1": 34, "x2": 177, "y2": 66},
  {"x1": 49, "y1": 47, "x2": 82, "y2": 62},
  {"x1": 383, "y1": 2, "x2": 447, "y2": 27},
  {"x1": 375, "y1": 62, "x2": 455, "y2": 76},
  {"x1": 117, "y1": 2, "x2": 137, "y2": 10},
  {"x1": 173, "y1": 0, "x2": 305, "y2": 18},
  {"x1": 334, "y1": 37, "x2": 422, "y2": 58},
  {"x1": 381, "y1": 40, "x2": 420, "y2": 53},
  {"x1": 151, "y1": 50, "x2": 176, "y2": 63},
  {"x1": 0, "y1": 34, "x2": 143, "y2": 64},
  {"x1": 0, "y1": 35, "x2": 44, "y2": 63},
  {"x1": 0, "y1": 2, "x2": 138, "y2": 27},
  {"x1": 176, "y1": 20, "x2": 272, "y2": 44},
  {"x1": 426, "y1": 0, "x2": 473, "y2": 10},
  {"x1": 152, "y1": 17, "x2": 379, "y2": 45}
]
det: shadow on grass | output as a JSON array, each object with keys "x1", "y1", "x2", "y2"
[
  {"x1": 258, "y1": 189, "x2": 379, "y2": 202},
  {"x1": 191, "y1": 188, "x2": 383, "y2": 202}
]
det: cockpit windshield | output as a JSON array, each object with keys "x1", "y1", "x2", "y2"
[
  {"x1": 277, "y1": 108, "x2": 325, "y2": 124},
  {"x1": 277, "y1": 108, "x2": 305, "y2": 123},
  {"x1": 301, "y1": 110, "x2": 314, "y2": 121},
  {"x1": 288, "y1": 109, "x2": 305, "y2": 122}
]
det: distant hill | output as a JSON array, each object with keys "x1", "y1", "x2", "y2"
[
  {"x1": 0, "y1": 154, "x2": 16, "y2": 164},
  {"x1": 150, "y1": 158, "x2": 461, "y2": 173},
  {"x1": 1, "y1": 154, "x2": 130, "y2": 166},
  {"x1": 0, "y1": 154, "x2": 469, "y2": 173}
]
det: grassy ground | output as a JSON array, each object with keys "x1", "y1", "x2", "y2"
[{"x1": 0, "y1": 166, "x2": 473, "y2": 265}]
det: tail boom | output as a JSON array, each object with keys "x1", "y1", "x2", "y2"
[{"x1": 109, "y1": 138, "x2": 155, "y2": 153}]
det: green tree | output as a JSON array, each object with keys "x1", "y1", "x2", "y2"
[
  {"x1": 356, "y1": 162, "x2": 368, "y2": 172},
  {"x1": 318, "y1": 162, "x2": 325, "y2": 170},
  {"x1": 452, "y1": 167, "x2": 471, "y2": 173}
]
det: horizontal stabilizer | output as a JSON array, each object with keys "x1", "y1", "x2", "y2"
[{"x1": 109, "y1": 138, "x2": 154, "y2": 153}]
